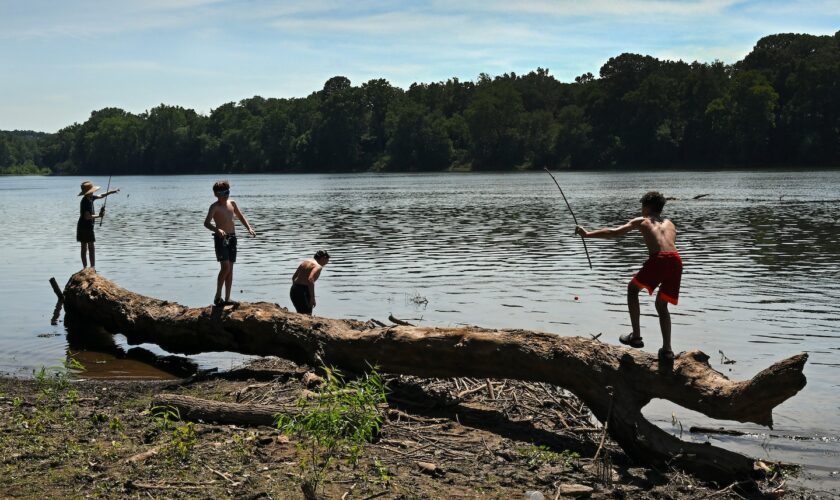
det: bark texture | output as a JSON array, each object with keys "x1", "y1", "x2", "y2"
[
  {"x1": 153, "y1": 393, "x2": 288, "y2": 427},
  {"x1": 63, "y1": 270, "x2": 808, "y2": 483}
]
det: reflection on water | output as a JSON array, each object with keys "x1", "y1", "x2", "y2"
[
  {"x1": 63, "y1": 315, "x2": 197, "y2": 380},
  {"x1": 0, "y1": 171, "x2": 838, "y2": 485}
]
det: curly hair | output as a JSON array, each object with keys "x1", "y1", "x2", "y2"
[
  {"x1": 314, "y1": 250, "x2": 330, "y2": 261},
  {"x1": 640, "y1": 191, "x2": 666, "y2": 213}
]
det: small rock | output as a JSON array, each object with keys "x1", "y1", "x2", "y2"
[
  {"x1": 555, "y1": 483, "x2": 593, "y2": 497},
  {"x1": 524, "y1": 491, "x2": 545, "y2": 500},
  {"x1": 417, "y1": 461, "x2": 444, "y2": 477},
  {"x1": 302, "y1": 372, "x2": 324, "y2": 388}
]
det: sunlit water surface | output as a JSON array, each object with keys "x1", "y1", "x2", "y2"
[{"x1": 1, "y1": 172, "x2": 838, "y2": 490}]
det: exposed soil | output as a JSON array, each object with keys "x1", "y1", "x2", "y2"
[{"x1": 0, "y1": 357, "x2": 818, "y2": 499}]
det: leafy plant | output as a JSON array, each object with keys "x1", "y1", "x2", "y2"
[
  {"x1": 34, "y1": 356, "x2": 85, "y2": 404},
  {"x1": 275, "y1": 366, "x2": 387, "y2": 499},
  {"x1": 230, "y1": 431, "x2": 257, "y2": 463},
  {"x1": 518, "y1": 445, "x2": 579, "y2": 469},
  {"x1": 149, "y1": 405, "x2": 198, "y2": 461},
  {"x1": 109, "y1": 417, "x2": 124, "y2": 432},
  {"x1": 150, "y1": 405, "x2": 181, "y2": 432},
  {"x1": 167, "y1": 422, "x2": 198, "y2": 461},
  {"x1": 373, "y1": 458, "x2": 391, "y2": 485},
  {"x1": 90, "y1": 413, "x2": 109, "y2": 426}
]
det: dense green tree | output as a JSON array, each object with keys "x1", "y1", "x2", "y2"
[
  {"x1": 71, "y1": 108, "x2": 145, "y2": 175},
  {"x1": 706, "y1": 71, "x2": 779, "y2": 163},
  {"x1": 465, "y1": 82, "x2": 525, "y2": 169},
  {"x1": 4, "y1": 31, "x2": 837, "y2": 175},
  {"x1": 386, "y1": 102, "x2": 452, "y2": 171},
  {"x1": 302, "y1": 78, "x2": 367, "y2": 170}
]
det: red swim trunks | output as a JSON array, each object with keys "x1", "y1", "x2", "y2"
[{"x1": 631, "y1": 251, "x2": 682, "y2": 305}]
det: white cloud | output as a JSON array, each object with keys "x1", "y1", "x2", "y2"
[
  {"x1": 0, "y1": 0, "x2": 224, "y2": 39},
  {"x1": 438, "y1": 0, "x2": 740, "y2": 18}
]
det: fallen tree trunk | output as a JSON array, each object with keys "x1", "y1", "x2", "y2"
[
  {"x1": 63, "y1": 270, "x2": 807, "y2": 483},
  {"x1": 153, "y1": 393, "x2": 289, "y2": 427}
]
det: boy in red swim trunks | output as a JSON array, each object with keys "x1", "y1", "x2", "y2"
[{"x1": 575, "y1": 191, "x2": 682, "y2": 360}]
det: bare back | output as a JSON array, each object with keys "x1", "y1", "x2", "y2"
[
  {"x1": 637, "y1": 216, "x2": 677, "y2": 254},
  {"x1": 292, "y1": 259, "x2": 322, "y2": 285}
]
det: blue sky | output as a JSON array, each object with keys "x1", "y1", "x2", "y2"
[{"x1": 1, "y1": 0, "x2": 838, "y2": 132}]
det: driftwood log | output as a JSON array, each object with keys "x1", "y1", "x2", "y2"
[
  {"x1": 153, "y1": 393, "x2": 290, "y2": 427},
  {"x1": 62, "y1": 270, "x2": 807, "y2": 483}
]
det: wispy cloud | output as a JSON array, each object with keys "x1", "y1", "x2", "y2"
[
  {"x1": 1, "y1": 0, "x2": 839, "y2": 131},
  {"x1": 485, "y1": 0, "x2": 739, "y2": 17},
  {"x1": 0, "y1": 0, "x2": 223, "y2": 39}
]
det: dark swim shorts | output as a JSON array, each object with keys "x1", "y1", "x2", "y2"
[
  {"x1": 290, "y1": 283, "x2": 312, "y2": 314},
  {"x1": 631, "y1": 251, "x2": 683, "y2": 305},
  {"x1": 213, "y1": 233, "x2": 237, "y2": 262},
  {"x1": 76, "y1": 221, "x2": 95, "y2": 243}
]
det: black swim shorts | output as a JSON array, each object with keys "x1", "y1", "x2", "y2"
[
  {"x1": 214, "y1": 233, "x2": 237, "y2": 262},
  {"x1": 76, "y1": 221, "x2": 95, "y2": 243},
  {"x1": 290, "y1": 283, "x2": 312, "y2": 314}
]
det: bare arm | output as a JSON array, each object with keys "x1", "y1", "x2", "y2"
[
  {"x1": 576, "y1": 217, "x2": 644, "y2": 239},
  {"x1": 232, "y1": 201, "x2": 256, "y2": 237},
  {"x1": 83, "y1": 200, "x2": 101, "y2": 220},
  {"x1": 308, "y1": 266, "x2": 323, "y2": 308},
  {"x1": 93, "y1": 189, "x2": 120, "y2": 200},
  {"x1": 204, "y1": 205, "x2": 223, "y2": 235}
]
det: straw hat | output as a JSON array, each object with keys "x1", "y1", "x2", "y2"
[{"x1": 78, "y1": 181, "x2": 100, "y2": 196}]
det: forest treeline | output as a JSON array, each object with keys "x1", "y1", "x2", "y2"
[{"x1": 2, "y1": 31, "x2": 838, "y2": 175}]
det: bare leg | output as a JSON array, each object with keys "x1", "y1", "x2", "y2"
[
  {"x1": 627, "y1": 281, "x2": 641, "y2": 339},
  {"x1": 80, "y1": 243, "x2": 88, "y2": 268},
  {"x1": 215, "y1": 261, "x2": 230, "y2": 302},
  {"x1": 88, "y1": 242, "x2": 95, "y2": 269},
  {"x1": 655, "y1": 297, "x2": 672, "y2": 352},
  {"x1": 224, "y1": 264, "x2": 234, "y2": 302}
]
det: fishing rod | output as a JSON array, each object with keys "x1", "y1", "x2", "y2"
[
  {"x1": 544, "y1": 168, "x2": 592, "y2": 269},
  {"x1": 99, "y1": 175, "x2": 111, "y2": 227}
]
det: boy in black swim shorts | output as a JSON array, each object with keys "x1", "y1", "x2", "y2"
[
  {"x1": 76, "y1": 180, "x2": 120, "y2": 269},
  {"x1": 290, "y1": 250, "x2": 330, "y2": 315},
  {"x1": 203, "y1": 180, "x2": 256, "y2": 306}
]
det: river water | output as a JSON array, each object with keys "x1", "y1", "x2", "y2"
[{"x1": 0, "y1": 171, "x2": 838, "y2": 488}]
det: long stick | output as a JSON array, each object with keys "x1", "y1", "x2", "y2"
[
  {"x1": 544, "y1": 168, "x2": 592, "y2": 269},
  {"x1": 99, "y1": 175, "x2": 111, "y2": 227}
]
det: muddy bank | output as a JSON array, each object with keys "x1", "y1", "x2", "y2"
[{"x1": 0, "y1": 357, "x2": 821, "y2": 499}]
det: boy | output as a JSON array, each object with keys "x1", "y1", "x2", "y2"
[
  {"x1": 575, "y1": 191, "x2": 682, "y2": 361},
  {"x1": 290, "y1": 250, "x2": 330, "y2": 315},
  {"x1": 77, "y1": 180, "x2": 120, "y2": 269},
  {"x1": 204, "y1": 180, "x2": 256, "y2": 306}
]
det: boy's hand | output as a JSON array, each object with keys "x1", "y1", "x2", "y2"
[
  {"x1": 248, "y1": 227, "x2": 256, "y2": 237},
  {"x1": 216, "y1": 228, "x2": 226, "y2": 237},
  {"x1": 575, "y1": 226, "x2": 588, "y2": 237}
]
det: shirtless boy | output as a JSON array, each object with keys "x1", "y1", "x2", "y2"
[
  {"x1": 203, "y1": 180, "x2": 256, "y2": 306},
  {"x1": 290, "y1": 250, "x2": 330, "y2": 315},
  {"x1": 575, "y1": 191, "x2": 682, "y2": 360}
]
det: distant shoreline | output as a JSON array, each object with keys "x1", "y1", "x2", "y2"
[{"x1": 5, "y1": 163, "x2": 840, "y2": 177}]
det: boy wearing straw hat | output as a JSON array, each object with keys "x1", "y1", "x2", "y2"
[{"x1": 77, "y1": 180, "x2": 120, "y2": 269}]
